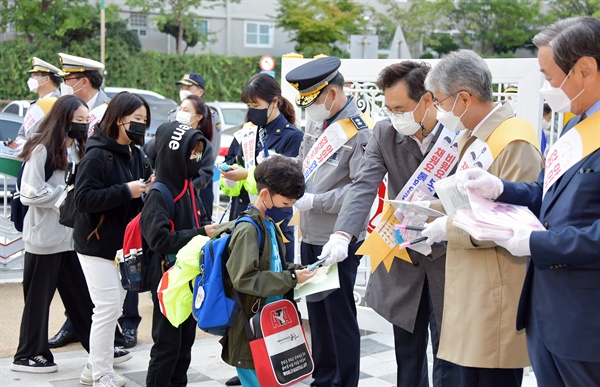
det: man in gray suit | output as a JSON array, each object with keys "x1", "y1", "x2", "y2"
[
  {"x1": 321, "y1": 61, "x2": 459, "y2": 387},
  {"x1": 57, "y1": 53, "x2": 109, "y2": 112}
]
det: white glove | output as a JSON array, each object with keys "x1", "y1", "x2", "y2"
[
  {"x1": 496, "y1": 226, "x2": 532, "y2": 257},
  {"x1": 455, "y1": 167, "x2": 503, "y2": 199},
  {"x1": 422, "y1": 216, "x2": 448, "y2": 245},
  {"x1": 320, "y1": 233, "x2": 350, "y2": 266},
  {"x1": 294, "y1": 193, "x2": 314, "y2": 212}
]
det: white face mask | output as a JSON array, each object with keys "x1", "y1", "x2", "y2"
[
  {"x1": 539, "y1": 69, "x2": 584, "y2": 113},
  {"x1": 542, "y1": 119, "x2": 551, "y2": 131},
  {"x1": 176, "y1": 110, "x2": 192, "y2": 126},
  {"x1": 306, "y1": 92, "x2": 332, "y2": 123},
  {"x1": 179, "y1": 89, "x2": 192, "y2": 102},
  {"x1": 27, "y1": 78, "x2": 41, "y2": 93},
  {"x1": 60, "y1": 78, "x2": 83, "y2": 96},
  {"x1": 389, "y1": 97, "x2": 423, "y2": 136},
  {"x1": 436, "y1": 96, "x2": 468, "y2": 132}
]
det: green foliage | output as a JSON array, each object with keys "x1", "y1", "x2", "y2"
[
  {"x1": 424, "y1": 33, "x2": 460, "y2": 58},
  {"x1": 155, "y1": 14, "x2": 213, "y2": 53},
  {"x1": 0, "y1": 39, "x2": 262, "y2": 102},
  {"x1": 546, "y1": 0, "x2": 600, "y2": 19},
  {"x1": 275, "y1": 0, "x2": 367, "y2": 56}
]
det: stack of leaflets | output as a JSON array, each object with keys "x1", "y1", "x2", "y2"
[{"x1": 453, "y1": 189, "x2": 545, "y2": 241}]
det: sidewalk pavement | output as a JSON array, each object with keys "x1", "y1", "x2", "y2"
[{"x1": 0, "y1": 280, "x2": 539, "y2": 387}]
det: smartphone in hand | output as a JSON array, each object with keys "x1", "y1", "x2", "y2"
[{"x1": 219, "y1": 163, "x2": 231, "y2": 172}]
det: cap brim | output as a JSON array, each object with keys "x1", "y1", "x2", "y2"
[
  {"x1": 295, "y1": 90, "x2": 323, "y2": 108},
  {"x1": 176, "y1": 80, "x2": 193, "y2": 86}
]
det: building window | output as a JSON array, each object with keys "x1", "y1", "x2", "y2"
[
  {"x1": 129, "y1": 13, "x2": 148, "y2": 38},
  {"x1": 196, "y1": 19, "x2": 209, "y2": 35},
  {"x1": 245, "y1": 21, "x2": 274, "y2": 47}
]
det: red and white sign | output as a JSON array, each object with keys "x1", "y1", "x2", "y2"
[{"x1": 260, "y1": 56, "x2": 276, "y2": 72}]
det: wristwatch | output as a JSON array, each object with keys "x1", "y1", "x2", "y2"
[{"x1": 290, "y1": 269, "x2": 297, "y2": 281}]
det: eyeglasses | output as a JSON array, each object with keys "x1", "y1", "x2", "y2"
[
  {"x1": 432, "y1": 95, "x2": 454, "y2": 111},
  {"x1": 382, "y1": 98, "x2": 421, "y2": 118}
]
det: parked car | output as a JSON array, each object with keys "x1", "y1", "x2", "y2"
[
  {"x1": 2, "y1": 100, "x2": 32, "y2": 117},
  {"x1": 206, "y1": 101, "x2": 247, "y2": 164},
  {"x1": 104, "y1": 87, "x2": 178, "y2": 140}
]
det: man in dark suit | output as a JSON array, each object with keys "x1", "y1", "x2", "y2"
[
  {"x1": 456, "y1": 16, "x2": 600, "y2": 386},
  {"x1": 322, "y1": 61, "x2": 459, "y2": 387}
]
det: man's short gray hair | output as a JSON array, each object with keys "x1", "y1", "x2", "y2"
[
  {"x1": 425, "y1": 49, "x2": 493, "y2": 103},
  {"x1": 532, "y1": 16, "x2": 600, "y2": 74}
]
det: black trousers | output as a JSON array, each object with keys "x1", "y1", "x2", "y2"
[
  {"x1": 146, "y1": 258, "x2": 196, "y2": 387},
  {"x1": 199, "y1": 184, "x2": 214, "y2": 221},
  {"x1": 14, "y1": 251, "x2": 93, "y2": 362},
  {"x1": 301, "y1": 242, "x2": 362, "y2": 387},
  {"x1": 393, "y1": 278, "x2": 460, "y2": 387},
  {"x1": 458, "y1": 366, "x2": 523, "y2": 387}
]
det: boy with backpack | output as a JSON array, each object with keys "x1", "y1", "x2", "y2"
[
  {"x1": 217, "y1": 155, "x2": 316, "y2": 386},
  {"x1": 140, "y1": 121, "x2": 217, "y2": 387}
]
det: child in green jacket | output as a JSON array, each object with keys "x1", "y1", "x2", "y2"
[{"x1": 219, "y1": 155, "x2": 316, "y2": 386}]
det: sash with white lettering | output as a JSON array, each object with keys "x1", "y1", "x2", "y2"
[
  {"x1": 238, "y1": 123, "x2": 259, "y2": 169},
  {"x1": 458, "y1": 117, "x2": 540, "y2": 172},
  {"x1": 302, "y1": 115, "x2": 370, "y2": 181},
  {"x1": 543, "y1": 111, "x2": 600, "y2": 197},
  {"x1": 88, "y1": 103, "x2": 108, "y2": 137},
  {"x1": 391, "y1": 126, "x2": 460, "y2": 255},
  {"x1": 22, "y1": 97, "x2": 57, "y2": 134}
]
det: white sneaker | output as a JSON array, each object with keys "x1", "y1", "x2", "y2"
[
  {"x1": 81, "y1": 365, "x2": 127, "y2": 387},
  {"x1": 93, "y1": 373, "x2": 126, "y2": 387}
]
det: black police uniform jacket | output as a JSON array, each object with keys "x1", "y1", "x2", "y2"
[{"x1": 73, "y1": 129, "x2": 152, "y2": 260}]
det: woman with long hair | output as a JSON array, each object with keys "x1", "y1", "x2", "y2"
[
  {"x1": 73, "y1": 91, "x2": 153, "y2": 387},
  {"x1": 11, "y1": 95, "x2": 94, "y2": 374},
  {"x1": 220, "y1": 73, "x2": 303, "y2": 262},
  {"x1": 176, "y1": 94, "x2": 216, "y2": 219}
]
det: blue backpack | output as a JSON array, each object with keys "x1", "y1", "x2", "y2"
[{"x1": 192, "y1": 216, "x2": 264, "y2": 336}]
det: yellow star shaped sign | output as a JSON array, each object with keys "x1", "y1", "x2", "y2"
[{"x1": 357, "y1": 204, "x2": 411, "y2": 272}]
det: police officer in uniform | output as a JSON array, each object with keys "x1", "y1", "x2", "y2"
[
  {"x1": 8, "y1": 57, "x2": 62, "y2": 152},
  {"x1": 286, "y1": 57, "x2": 373, "y2": 387},
  {"x1": 49, "y1": 54, "x2": 137, "y2": 358}
]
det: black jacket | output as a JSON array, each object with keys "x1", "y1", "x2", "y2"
[
  {"x1": 140, "y1": 122, "x2": 211, "y2": 256},
  {"x1": 73, "y1": 129, "x2": 152, "y2": 260}
]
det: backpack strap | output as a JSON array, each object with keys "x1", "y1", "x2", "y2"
[
  {"x1": 16, "y1": 144, "x2": 54, "y2": 191},
  {"x1": 235, "y1": 216, "x2": 265, "y2": 254},
  {"x1": 149, "y1": 182, "x2": 177, "y2": 232}
]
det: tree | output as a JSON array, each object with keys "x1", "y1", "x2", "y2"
[
  {"x1": 546, "y1": 0, "x2": 600, "y2": 19},
  {"x1": 274, "y1": 0, "x2": 368, "y2": 57},
  {"x1": 126, "y1": 0, "x2": 232, "y2": 55}
]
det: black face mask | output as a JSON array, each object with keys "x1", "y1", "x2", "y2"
[
  {"x1": 125, "y1": 121, "x2": 147, "y2": 144},
  {"x1": 68, "y1": 122, "x2": 88, "y2": 140},
  {"x1": 248, "y1": 107, "x2": 269, "y2": 127}
]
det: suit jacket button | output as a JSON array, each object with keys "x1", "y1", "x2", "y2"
[
  {"x1": 413, "y1": 261, "x2": 420, "y2": 267},
  {"x1": 543, "y1": 221, "x2": 549, "y2": 229}
]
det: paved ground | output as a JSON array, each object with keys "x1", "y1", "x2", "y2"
[{"x1": 0, "y1": 269, "x2": 539, "y2": 387}]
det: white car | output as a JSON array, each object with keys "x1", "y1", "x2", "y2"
[
  {"x1": 2, "y1": 100, "x2": 32, "y2": 117},
  {"x1": 207, "y1": 101, "x2": 247, "y2": 163}
]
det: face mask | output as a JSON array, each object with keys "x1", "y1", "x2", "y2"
[
  {"x1": 389, "y1": 98, "x2": 423, "y2": 136},
  {"x1": 60, "y1": 78, "x2": 83, "y2": 96},
  {"x1": 306, "y1": 92, "x2": 332, "y2": 123},
  {"x1": 176, "y1": 110, "x2": 193, "y2": 126},
  {"x1": 436, "y1": 97, "x2": 467, "y2": 132},
  {"x1": 539, "y1": 69, "x2": 584, "y2": 113},
  {"x1": 248, "y1": 107, "x2": 270, "y2": 127},
  {"x1": 179, "y1": 89, "x2": 192, "y2": 102},
  {"x1": 542, "y1": 119, "x2": 551, "y2": 131},
  {"x1": 124, "y1": 121, "x2": 147, "y2": 144},
  {"x1": 68, "y1": 122, "x2": 89, "y2": 140},
  {"x1": 27, "y1": 78, "x2": 40, "y2": 93}
]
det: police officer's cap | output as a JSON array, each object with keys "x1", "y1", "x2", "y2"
[
  {"x1": 285, "y1": 56, "x2": 341, "y2": 108},
  {"x1": 58, "y1": 53, "x2": 104, "y2": 76},
  {"x1": 176, "y1": 73, "x2": 205, "y2": 89},
  {"x1": 28, "y1": 57, "x2": 61, "y2": 75}
]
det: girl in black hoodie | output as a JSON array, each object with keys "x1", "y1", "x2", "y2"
[
  {"x1": 73, "y1": 92, "x2": 153, "y2": 387},
  {"x1": 140, "y1": 120, "x2": 216, "y2": 387}
]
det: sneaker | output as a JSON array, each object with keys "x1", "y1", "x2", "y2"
[
  {"x1": 93, "y1": 373, "x2": 124, "y2": 387},
  {"x1": 113, "y1": 347, "x2": 132, "y2": 365},
  {"x1": 11, "y1": 355, "x2": 58, "y2": 373},
  {"x1": 80, "y1": 364, "x2": 127, "y2": 386}
]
